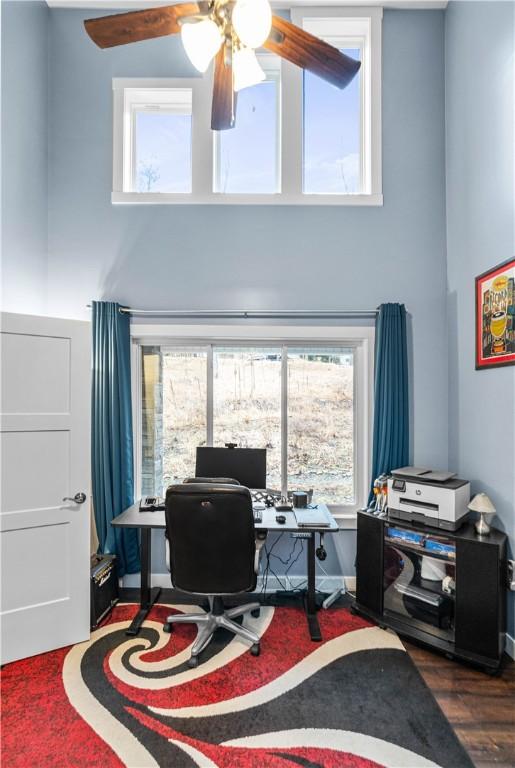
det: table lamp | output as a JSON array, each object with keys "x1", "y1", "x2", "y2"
[{"x1": 468, "y1": 493, "x2": 496, "y2": 535}]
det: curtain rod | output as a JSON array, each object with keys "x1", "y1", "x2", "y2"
[{"x1": 110, "y1": 308, "x2": 380, "y2": 319}]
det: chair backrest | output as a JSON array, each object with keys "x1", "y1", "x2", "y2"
[
  {"x1": 165, "y1": 483, "x2": 256, "y2": 596},
  {"x1": 183, "y1": 477, "x2": 241, "y2": 486}
]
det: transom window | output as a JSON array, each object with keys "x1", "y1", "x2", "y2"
[
  {"x1": 214, "y1": 56, "x2": 281, "y2": 194},
  {"x1": 134, "y1": 329, "x2": 373, "y2": 514},
  {"x1": 113, "y1": 8, "x2": 382, "y2": 205}
]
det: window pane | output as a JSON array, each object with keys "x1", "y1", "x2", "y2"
[
  {"x1": 141, "y1": 347, "x2": 207, "y2": 494},
  {"x1": 287, "y1": 348, "x2": 354, "y2": 504},
  {"x1": 215, "y1": 76, "x2": 279, "y2": 194},
  {"x1": 303, "y1": 48, "x2": 361, "y2": 194},
  {"x1": 135, "y1": 111, "x2": 192, "y2": 193},
  {"x1": 162, "y1": 349, "x2": 207, "y2": 488},
  {"x1": 141, "y1": 347, "x2": 163, "y2": 495},
  {"x1": 213, "y1": 348, "x2": 281, "y2": 489}
]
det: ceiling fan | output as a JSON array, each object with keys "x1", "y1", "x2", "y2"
[{"x1": 84, "y1": 1, "x2": 361, "y2": 131}]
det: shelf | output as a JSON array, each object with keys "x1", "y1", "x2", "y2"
[{"x1": 385, "y1": 537, "x2": 456, "y2": 561}]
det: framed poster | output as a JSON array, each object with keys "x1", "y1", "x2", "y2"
[{"x1": 475, "y1": 257, "x2": 515, "y2": 369}]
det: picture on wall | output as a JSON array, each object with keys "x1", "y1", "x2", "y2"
[{"x1": 475, "y1": 257, "x2": 515, "y2": 369}]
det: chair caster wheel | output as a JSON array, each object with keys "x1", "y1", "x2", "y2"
[
  {"x1": 163, "y1": 623, "x2": 173, "y2": 633},
  {"x1": 250, "y1": 643, "x2": 260, "y2": 657},
  {"x1": 251, "y1": 608, "x2": 261, "y2": 618},
  {"x1": 188, "y1": 656, "x2": 199, "y2": 668}
]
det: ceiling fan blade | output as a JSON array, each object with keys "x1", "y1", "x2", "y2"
[
  {"x1": 264, "y1": 16, "x2": 361, "y2": 89},
  {"x1": 84, "y1": 3, "x2": 206, "y2": 49},
  {"x1": 211, "y1": 47, "x2": 237, "y2": 131}
]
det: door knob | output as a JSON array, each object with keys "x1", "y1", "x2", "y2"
[{"x1": 62, "y1": 492, "x2": 87, "y2": 504}]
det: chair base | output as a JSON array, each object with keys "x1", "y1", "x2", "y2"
[{"x1": 164, "y1": 598, "x2": 261, "y2": 665}]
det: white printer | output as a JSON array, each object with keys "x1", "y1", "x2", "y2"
[{"x1": 387, "y1": 467, "x2": 470, "y2": 531}]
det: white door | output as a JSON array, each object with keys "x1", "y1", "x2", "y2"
[{"x1": 1, "y1": 313, "x2": 91, "y2": 664}]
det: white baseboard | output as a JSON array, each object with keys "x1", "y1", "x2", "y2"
[
  {"x1": 122, "y1": 573, "x2": 172, "y2": 589},
  {"x1": 121, "y1": 573, "x2": 350, "y2": 594},
  {"x1": 505, "y1": 632, "x2": 515, "y2": 660}
]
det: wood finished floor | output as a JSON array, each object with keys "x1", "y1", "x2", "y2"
[{"x1": 404, "y1": 642, "x2": 515, "y2": 768}]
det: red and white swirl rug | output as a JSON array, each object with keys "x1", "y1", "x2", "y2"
[{"x1": 1, "y1": 603, "x2": 473, "y2": 768}]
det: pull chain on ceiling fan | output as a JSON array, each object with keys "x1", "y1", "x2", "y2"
[{"x1": 84, "y1": 1, "x2": 361, "y2": 131}]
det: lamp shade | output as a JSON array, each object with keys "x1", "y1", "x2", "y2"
[
  {"x1": 232, "y1": 0, "x2": 272, "y2": 49},
  {"x1": 468, "y1": 493, "x2": 496, "y2": 514},
  {"x1": 181, "y1": 19, "x2": 223, "y2": 73},
  {"x1": 233, "y1": 48, "x2": 266, "y2": 92}
]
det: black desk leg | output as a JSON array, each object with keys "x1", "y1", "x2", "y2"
[
  {"x1": 125, "y1": 528, "x2": 161, "y2": 636},
  {"x1": 304, "y1": 532, "x2": 322, "y2": 642}
]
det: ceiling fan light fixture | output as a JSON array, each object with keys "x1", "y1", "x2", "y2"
[
  {"x1": 181, "y1": 18, "x2": 223, "y2": 73},
  {"x1": 232, "y1": 0, "x2": 272, "y2": 49},
  {"x1": 233, "y1": 47, "x2": 266, "y2": 92}
]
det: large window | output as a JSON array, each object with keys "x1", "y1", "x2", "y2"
[
  {"x1": 112, "y1": 8, "x2": 382, "y2": 205},
  {"x1": 136, "y1": 331, "x2": 372, "y2": 513}
]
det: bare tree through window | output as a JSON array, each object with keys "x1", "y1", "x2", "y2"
[{"x1": 137, "y1": 159, "x2": 160, "y2": 192}]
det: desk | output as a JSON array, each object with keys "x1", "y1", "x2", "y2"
[{"x1": 112, "y1": 503, "x2": 338, "y2": 642}]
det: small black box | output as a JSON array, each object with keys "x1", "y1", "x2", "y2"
[{"x1": 90, "y1": 554, "x2": 119, "y2": 629}]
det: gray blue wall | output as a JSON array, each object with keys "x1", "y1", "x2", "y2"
[
  {"x1": 445, "y1": 1, "x2": 515, "y2": 639},
  {"x1": 40, "y1": 7, "x2": 449, "y2": 578},
  {"x1": 1, "y1": 1, "x2": 48, "y2": 315},
  {"x1": 44, "y1": 7, "x2": 448, "y2": 474}
]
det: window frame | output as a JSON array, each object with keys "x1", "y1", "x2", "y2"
[
  {"x1": 293, "y1": 7, "x2": 382, "y2": 199},
  {"x1": 129, "y1": 90, "x2": 193, "y2": 194},
  {"x1": 112, "y1": 7, "x2": 382, "y2": 206},
  {"x1": 131, "y1": 324, "x2": 374, "y2": 525}
]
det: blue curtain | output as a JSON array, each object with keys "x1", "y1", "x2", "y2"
[
  {"x1": 369, "y1": 303, "x2": 409, "y2": 499},
  {"x1": 92, "y1": 301, "x2": 140, "y2": 576}
]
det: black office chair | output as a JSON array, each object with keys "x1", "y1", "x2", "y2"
[
  {"x1": 183, "y1": 477, "x2": 241, "y2": 486},
  {"x1": 164, "y1": 483, "x2": 261, "y2": 667},
  {"x1": 164, "y1": 477, "x2": 241, "y2": 571}
]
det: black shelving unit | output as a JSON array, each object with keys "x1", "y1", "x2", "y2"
[{"x1": 352, "y1": 509, "x2": 507, "y2": 673}]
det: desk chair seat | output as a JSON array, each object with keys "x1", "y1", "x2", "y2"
[{"x1": 164, "y1": 482, "x2": 261, "y2": 667}]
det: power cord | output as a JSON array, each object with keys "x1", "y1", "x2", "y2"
[
  {"x1": 260, "y1": 532, "x2": 285, "y2": 601},
  {"x1": 259, "y1": 532, "x2": 342, "y2": 601},
  {"x1": 269, "y1": 536, "x2": 304, "y2": 591}
]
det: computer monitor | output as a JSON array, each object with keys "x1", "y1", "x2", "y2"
[{"x1": 195, "y1": 447, "x2": 267, "y2": 489}]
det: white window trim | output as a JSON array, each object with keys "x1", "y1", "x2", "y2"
[
  {"x1": 112, "y1": 7, "x2": 382, "y2": 206},
  {"x1": 130, "y1": 324, "x2": 374, "y2": 526}
]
